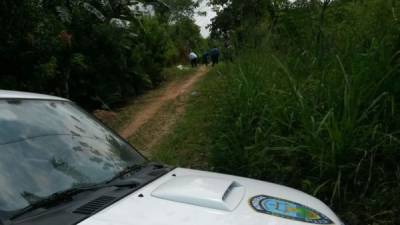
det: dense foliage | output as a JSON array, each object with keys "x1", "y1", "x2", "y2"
[
  {"x1": 204, "y1": 0, "x2": 400, "y2": 224},
  {"x1": 0, "y1": 0, "x2": 204, "y2": 109}
]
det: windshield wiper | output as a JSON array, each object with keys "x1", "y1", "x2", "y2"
[
  {"x1": 105, "y1": 162, "x2": 148, "y2": 184},
  {"x1": 9, "y1": 186, "x2": 97, "y2": 220},
  {"x1": 9, "y1": 163, "x2": 150, "y2": 220}
]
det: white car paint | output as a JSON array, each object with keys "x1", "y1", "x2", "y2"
[
  {"x1": 0, "y1": 90, "x2": 68, "y2": 101},
  {"x1": 152, "y1": 176, "x2": 245, "y2": 211},
  {"x1": 79, "y1": 168, "x2": 343, "y2": 225}
]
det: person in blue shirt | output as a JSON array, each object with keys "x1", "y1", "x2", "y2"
[
  {"x1": 210, "y1": 48, "x2": 220, "y2": 66},
  {"x1": 202, "y1": 52, "x2": 209, "y2": 65}
]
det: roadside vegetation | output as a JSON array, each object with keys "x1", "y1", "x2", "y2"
[
  {"x1": 0, "y1": 0, "x2": 206, "y2": 109},
  {"x1": 156, "y1": 0, "x2": 400, "y2": 224}
]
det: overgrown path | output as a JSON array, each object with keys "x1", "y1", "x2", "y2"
[{"x1": 119, "y1": 66, "x2": 208, "y2": 156}]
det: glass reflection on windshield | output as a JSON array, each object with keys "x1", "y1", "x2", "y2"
[{"x1": 0, "y1": 100, "x2": 145, "y2": 211}]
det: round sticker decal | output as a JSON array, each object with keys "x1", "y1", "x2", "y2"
[{"x1": 250, "y1": 195, "x2": 334, "y2": 224}]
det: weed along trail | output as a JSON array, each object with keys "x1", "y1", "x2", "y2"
[{"x1": 119, "y1": 66, "x2": 208, "y2": 156}]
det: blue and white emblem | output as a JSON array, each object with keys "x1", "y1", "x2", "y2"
[{"x1": 250, "y1": 195, "x2": 334, "y2": 224}]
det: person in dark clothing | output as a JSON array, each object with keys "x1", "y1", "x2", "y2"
[
  {"x1": 202, "y1": 52, "x2": 209, "y2": 65},
  {"x1": 210, "y1": 48, "x2": 220, "y2": 66}
]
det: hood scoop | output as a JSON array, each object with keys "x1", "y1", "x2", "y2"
[{"x1": 151, "y1": 175, "x2": 245, "y2": 211}]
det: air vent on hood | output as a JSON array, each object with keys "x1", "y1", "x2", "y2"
[
  {"x1": 152, "y1": 176, "x2": 245, "y2": 211},
  {"x1": 73, "y1": 196, "x2": 116, "y2": 215}
]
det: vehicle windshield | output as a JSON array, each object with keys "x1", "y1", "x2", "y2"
[{"x1": 0, "y1": 99, "x2": 145, "y2": 212}]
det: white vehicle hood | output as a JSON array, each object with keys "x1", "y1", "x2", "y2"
[{"x1": 78, "y1": 168, "x2": 342, "y2": 225}]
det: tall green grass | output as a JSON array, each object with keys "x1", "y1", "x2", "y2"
[
  {"x1": 207, "y1": 48, "x2": 400, "y2": 223},
  {"x1": 202, "y1": 2, "x2": 400, "y2": 223}
]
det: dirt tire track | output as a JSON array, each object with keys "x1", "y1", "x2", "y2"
[{"x1": 119, "y1": 67, "x2": 208, "y2": 147}]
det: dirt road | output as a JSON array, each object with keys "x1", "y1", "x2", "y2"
[{"x1": 119, "y1": 66, "x2": 208, "y2": 155}]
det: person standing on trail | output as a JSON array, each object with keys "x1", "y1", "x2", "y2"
[
  {"x1": 189, "y1": 51, "x2": 198, "y2": 68},
  {"x1": 210, "y1": 48, "x2": 220, "y2": 66},
  {"x1": 202, "y1": 51, "x2": 209, "y2": 65}
]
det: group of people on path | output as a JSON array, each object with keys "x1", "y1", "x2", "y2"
[{"x1": 189, "y1": 48, "x2": 220, "y2": 68}]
